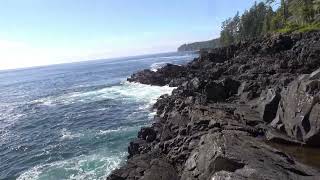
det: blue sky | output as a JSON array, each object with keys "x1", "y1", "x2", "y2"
[{"x1": 0, "y1": 0, "x2": 258, "y2": 70}]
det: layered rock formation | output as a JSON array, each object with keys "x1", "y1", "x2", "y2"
[{"x1": 108, "y1": 31, "x2": 320, "y2": 180}]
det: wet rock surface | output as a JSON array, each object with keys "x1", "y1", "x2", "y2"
[{"x1": 108, "y1": 31, "x2": 320, "y2": 180}]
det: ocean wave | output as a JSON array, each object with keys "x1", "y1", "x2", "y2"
[
  {"x1": 98, "y1": 126, "x2": 138, "y2": 135},
  {"x1": 32, "y1": 81, "x2": 175, "y2": 107},
  {"x1": 148, "y1": 111, "x2": 157, "y2": 119},
  {"x1": 0, "y1": 104, "x2": 25, "y2": 145},
  {"x1": 110, "y1": 81, "x2": 175, "y2": 103},
  {"x1": 137, "y1": 54, "x2": 194, "y2": 62},
  {"x1": 150, "y1": 62, "x2": 184, "y2": 72},
  {"x1": 60, "y1": 128, "x2": 83, "y2": 140},
  {"x1": 150, "y1": 62, "x2": 169, "y2": 72},
  {"x1": 17, "y1": 152, "x2": 126, "y2": 180},
  {"x1": 159, "y1": 55, "x2": 194, "y2": 59}
]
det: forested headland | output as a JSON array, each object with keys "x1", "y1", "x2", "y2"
[
  {"x1": 178, "y1": 0, "x2": 320, "y2": 51},
  {"x1": 220, "y1": 0, "x2": 320, "y2": 46}
]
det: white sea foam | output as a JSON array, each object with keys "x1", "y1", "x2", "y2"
[
  {"x1": 150, "y1": 62, "x2": 183, "y2": 72},
  {"x1": 0, "y1": 104, "x2": 25, "y2": 145},
  {"x1": 150, "y1": 62, "x2": 169, "y2": 72},
  {"x1": 60, "y1": 128, "x2": 82, "y2": 140},
  {"x1": 34, "y1": 81, "x2": 176, "y2": 107},
  {"x1": 17, "y1": 152, "x2": 126, "y2": 180},
  {"x1": 160, "y1": 55, "x2": 193, "y2": 59},
  {"x1": 98, "y1": 126, "x2": 138, "y2": 135},
  {"x1": 148, "y1": 111, "x2": 157, "y2": 119},
  {"x1": 137, "y1": 54, "x2": 193, "y2": 62}
]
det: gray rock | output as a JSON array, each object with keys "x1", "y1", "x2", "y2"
[
  {"x1": 181, "y1": 131, "x2": 319, "y2": 180},
  {"x1": 204, "y1": 78, "x2": 240, "y2": 102},
  {"x1": 141, "y1": 159, "x2": 179, "y2": 180},
  {"x1": 265, "y1": 128, "x2": 304, "y2": 145},
  {"x1": 138, "y1": 127, "x2": 157, "y2": 142},
  {"x1": 258, "y1": 88, "x2": 281, "y2": 123},
  {"x1": 108, "y1": 31, "x2": 320, "y2": 180},
  {"x1": 310, "y1": 68, "x2": 320, "y2": 80},
  {"x1": 189, "y1": 77, "x2": 201, "y2": 90},
  {"x1": 271, "y1": 70, "x2": 320, "y2": 146}
]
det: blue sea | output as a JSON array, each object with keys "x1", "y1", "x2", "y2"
[{"x1": 0, "y1": 52, "x2": 197, "y2": 180}]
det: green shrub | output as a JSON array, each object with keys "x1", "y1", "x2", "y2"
[
  {"x1": 297, "y1": 22, "x2": 320, "y2": 32},
  {"x1": 276, "y1": 22, "x2": 320, "y2": 33},
  {"x1": 276, "y1": 23, "x2": 300, "y2": 33}
]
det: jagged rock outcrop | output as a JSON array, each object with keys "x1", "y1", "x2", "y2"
[
  {"x1": 181, "y1": 130, "x2": 318, "y2": 180},
  {"x1": 108, "y1": 31, "x2": 320, "y2": 180},
  {"x1": 258, "y1": 88, "x2": 281, "y2": 123},
  {"x1": 271, "y1": 70, "x2": 320, "y2": 146},
  {"x1": 127, "y1": 64, "x2": 186, "y2": 86}
]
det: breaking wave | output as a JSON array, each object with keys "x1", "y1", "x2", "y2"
[
  {"x1": 32, "y1": 81, "x2": 175, "y2": 108},
  {"x1": 17, "y1": 152, "x2": 126, "y2": 180}
]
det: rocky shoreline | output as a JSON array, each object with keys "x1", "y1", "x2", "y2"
[{"x1": 108, "y1": 31, "x2": 320, "y2": 180}]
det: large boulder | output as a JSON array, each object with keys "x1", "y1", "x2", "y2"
[
  {"x1": 128, "y1": 69, "x2": 166, "y2": 86},
  {"x1": 108, "y1": 154, "x2": 179, "y2": 180},
  {"x1": 204, "y1": 78, "x2": 240, "y2": 102},
  {"x1": 140, "y1": 159, "x2": 179, "y2": 180},
  {"x1": 181, "y1": 130, "x2": 319, "y2": 180},
  {"x1": 258, "y1": 88, "x2": 281, "y2": 123},
  {"x1": 138, "y1": 127, "x2": 157, "y2": 142},
  {"x1": 128, "y1": 64, "x2": 186, "y2": 86},
  {"x1": 271, "y1": 68, "x2": 320, "y2": 146}
]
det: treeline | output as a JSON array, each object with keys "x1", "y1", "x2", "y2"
[
  {"x1": 177, "y1": 38, "x2": 220, "y2": 52},
  {"x1": 220, "y1": 0, "x2": 320, "y2": 46}
]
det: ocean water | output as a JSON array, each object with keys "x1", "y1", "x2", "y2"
[{"x1": 0, "y1": 52, "x2": 197, "y2": 180}]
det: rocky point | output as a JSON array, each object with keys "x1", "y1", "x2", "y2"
[{"x1": 108, "y1": 31, "x2": 320, "y2": 180}]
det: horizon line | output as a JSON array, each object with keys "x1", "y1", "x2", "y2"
[{"x1": 0, "y1": 50, "x2": 186, "y2": 72}]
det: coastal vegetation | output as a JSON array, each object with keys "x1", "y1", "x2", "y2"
[
  {"x1": 220, "y1": 0, "x2": 320, "y2": 46},
  {"x1": 178, "y1": 0, "x2": 320, "y2": 51},
  {"x1": 177, "y1": 38, "x2": 220, "y2": 52}
]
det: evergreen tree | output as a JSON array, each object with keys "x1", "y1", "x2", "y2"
[{"x1": 219, "y1": 0, "x2": 319, "y2": 46}]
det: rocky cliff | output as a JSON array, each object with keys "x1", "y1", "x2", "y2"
[{"x1": 108, "y1": 31, "x2": 320, "y2": 180}]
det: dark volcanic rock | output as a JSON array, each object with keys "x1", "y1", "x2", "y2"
[
  {"x1": 108, "y1": 154, "x2": 179, "y2": 180},
  {"x1": 108, "y1": 31, "x2": 320, "y2": 180},
  {"x1": 271, "y1": 68, "x2": 320, "y2": 146},
  {"x1": 258, "y1": 88, "x2": 281, "y2": 123},
  {"x1": 204, "y1": 78, "x2": 240, "y2": 102},
  {"x1": 128, "y1": 64, "x2": 186, "y2": 86},
  {"x1": 181, "y1": 130, "x2": 318, "y2": 180},
  {"x1": 127, "y1": 69, "x2": 165, "y2": 86},
  {"x1": 138, "y1": 127, "x2": 157, "y2": 142}
]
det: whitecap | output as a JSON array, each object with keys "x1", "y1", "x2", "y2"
[
  {"x1": 0, "y1": 104, "x2": 25, "y2": 145},
  {"x1": 33, "y1": 81, "x2": 175, "y2": 107},
  {"x1": 60, "y1": 128, "x2": 82, "y2": 140},
  {"x1": 148, "y1": 111, "x2": 157, "y2": 119},
  {"x1": 98, "y1": 128, "x2": 125, "y2": 135},
  {"x1": 17, "y1": 152, "x2": 126, "y2": 180},
  {"x1": 31, "y1": 98, "x2": 55, "y2": 107},
  {"x1": 99, "y1": 127, "x2": 130, "y2": 135},
  {"x1": 98, "y1": 125, "x2": 140, "y2": 135},
  {"x1": 115, "y1": 81, "x2": 176, "y2": 104},
  {"x1": 150, "y1": 62, "x2": 169, "y2": 72}
]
